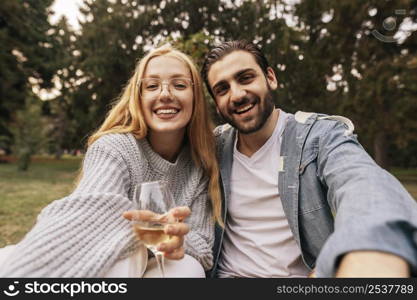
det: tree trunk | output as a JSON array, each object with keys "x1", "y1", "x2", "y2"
[
  {"x1": 17, "y1": 151, "x2": 31, "y2": 171},
  {"x1": 373, "y1": 131, "x2": 390, "y2": 170},
  {"x1": 55, "y1": 148, "x2": 63, "y2": 160}
]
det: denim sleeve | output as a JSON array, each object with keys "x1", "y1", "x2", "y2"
[{"x1": 314, "y1": 121, "x2": 417, "y2": 277}]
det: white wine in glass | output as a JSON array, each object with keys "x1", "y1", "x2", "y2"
[
  {"x1": 133, "y1": 219, "x2": 172, "y2": 253},
  {"x1": 132, "y1": 181, "x2": 176, "y2": 277}
]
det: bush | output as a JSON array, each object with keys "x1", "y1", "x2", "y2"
[{"x1": 11, "y1": 96, "x2": 50, "y2": 171}]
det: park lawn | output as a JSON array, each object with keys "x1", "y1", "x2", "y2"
[
  {"x1": 0, "y1": 157, "x2": 416, "y2": 248},
  {"x1": 391, "y1": 168, "x2": 417, "y2": 202},
  {"x1": 0, "y1": 156, "x2": 82, "y2": 247}
]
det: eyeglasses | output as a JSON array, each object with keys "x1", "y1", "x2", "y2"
[{"x1": 138, "y1": 78, "x2": 193, "y2": 97}]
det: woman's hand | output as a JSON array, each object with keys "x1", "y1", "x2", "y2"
[{"x1": 123, "y1": 206, "x2": 191, "y2": 260}]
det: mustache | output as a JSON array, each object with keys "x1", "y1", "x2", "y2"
[{"x1": 231, "y1": 93, "x2": 259, "y2": 109}]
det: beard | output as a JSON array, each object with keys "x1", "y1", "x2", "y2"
[{"x1": 218, "y1": 89, "x2": 275, "y2": 134}]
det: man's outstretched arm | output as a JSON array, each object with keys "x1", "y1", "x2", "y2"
[
  {"x1": 314, "y1": 120, "x2": 417, "y2": 277},
  {"x1": 336, "y1": 250, "x2": 410, "y2": 277}
]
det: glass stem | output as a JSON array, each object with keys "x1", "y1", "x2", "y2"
[{"x1": 154, "y1": 252, "x2": 165, "y2": 278}]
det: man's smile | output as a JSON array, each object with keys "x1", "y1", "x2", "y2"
[{"x1": 235, "y1": 103, "x2": 255, "y2": 114}]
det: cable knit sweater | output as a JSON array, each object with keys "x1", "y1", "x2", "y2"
[{"x1": 0, "y1": 133, "x2": 214, "y2": 277}]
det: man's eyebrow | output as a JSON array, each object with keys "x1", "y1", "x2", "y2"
[
  {"x1": 212, "y1": 80, "x2": 227, "y2": 91},
  {"x1": 234, "y1": 68, "x2": 255, "y2": 78},
  {"x1": 212, "y1": 68, "x2": 256, "y2": 90}
]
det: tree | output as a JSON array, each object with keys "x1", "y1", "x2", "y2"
[
  {"x1": 0, "y1": 0, "x2": 55, "y2": 152},
  {"x1": 294, "y1": 0, "x2": 417, "y2": 169},
  {"x1": 74, "y1": 0, "x2": 156, "y2": 137},
  {"x1": 11, "y1": 95, "x2": 50, "y2": 171},
  {"x1": 67, "y1": 0, "x2": 298, "y2": 133},
  {"x1": 42, "y1": 0, "x2": 416, "y2": 169},
  {"x1": 46, "y1": 17, "x2": 82, "y2": 157}
]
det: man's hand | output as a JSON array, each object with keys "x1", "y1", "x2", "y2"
[
  {"x1": 336, "y1": 251, "x2": 410, "y2": 277},
  {"x1": 123, "y1": 206, "x2": 191, "y2": 260}
]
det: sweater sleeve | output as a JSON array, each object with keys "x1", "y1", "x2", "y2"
[
  {"x1": 184, "y1": 177, "x2": 215, "y2": 271},
  {"x1": 0, "y1": 136, "x2": 138, "y2": 277}
]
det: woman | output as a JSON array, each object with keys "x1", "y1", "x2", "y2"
[{"x1": 0, "y1": 44, "x2": 222, "y2": 277}]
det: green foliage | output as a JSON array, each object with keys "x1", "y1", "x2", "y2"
[
  {"x1": 47, "y1": 18, "x2": 86, "y2": 154},
  {"x1": 11, "y1": 96, "x2": 50, "y2": 171},
  {"x1": 0, "y1": 0, "x2": 55, "y2": 149},
  {"x1": 75, "y1": 0, "x2": 153, "y2": 132},
  {"x1": 293, "y1": 0, "x2": 417, "y2": 168},
  {"x1": 2, "y1": 0, "x2": 416, "y2": 167},
  {"x1": 0, "y1": 135, "x2": 11, "y2": 152}
]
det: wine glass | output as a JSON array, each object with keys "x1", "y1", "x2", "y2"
[{"x1": 131, "y1": 180, "x2": 176, "y2": 278}]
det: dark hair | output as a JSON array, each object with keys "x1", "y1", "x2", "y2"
[{"x1": 201, "y1": 40, "x2": 270, "y2": 98}]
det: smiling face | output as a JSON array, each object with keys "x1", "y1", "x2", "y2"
[
  {"x1": 140, "y1": 55, "x2": 194, "y2": 137},
  {"x1": 207, "y1": 50, "x2": 277, "y2": 134}
]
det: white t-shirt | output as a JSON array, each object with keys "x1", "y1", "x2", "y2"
[{"x1": 218, "y1": 110, "x2": 310, "y2": 278}]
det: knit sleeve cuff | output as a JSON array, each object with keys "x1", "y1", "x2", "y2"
[
  {"x1": 0, "y1": 193, "x2": 138, "y2": 277},
  {"x1": 183, "y1": 190, "x2": 215, "y2": 271},
  {"x1": 185, "y1": 231, "x2": 214, "y2": 271}
]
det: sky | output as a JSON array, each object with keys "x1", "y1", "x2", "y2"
[{"x1": 49, "y1": 0, "x2": 84, "y2": 30}]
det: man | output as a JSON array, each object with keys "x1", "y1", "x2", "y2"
[{"x1": 201, "y1": 40, "x2": 417, "y2": 277}]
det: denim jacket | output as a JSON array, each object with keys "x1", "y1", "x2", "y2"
[{"x1": 210, "y1": 111, "x2": 417, "y2": 277}]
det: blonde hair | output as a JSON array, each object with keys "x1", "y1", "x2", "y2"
[{"x1": 86, "y1": 44, "x2": 223, "y2": 226}]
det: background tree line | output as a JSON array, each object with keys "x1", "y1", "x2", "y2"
[{"x1": 1, "y1": 0, "x2": 416, "y2": 170}]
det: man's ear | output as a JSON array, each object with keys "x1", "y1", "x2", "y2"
[{"x1": 266, "y1": 67, "x2": 278, "y2": 90}]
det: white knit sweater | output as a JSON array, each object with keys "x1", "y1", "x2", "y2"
[{"x1": 0, "y1": 133, "x2": 214, "y2": 277}]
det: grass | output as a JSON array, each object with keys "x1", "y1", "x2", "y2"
[
  {"x1": 0, "y1": 157, "x2": 416, "y2": 248},
  {"x1": 391, "y1": 168, "x2": 417, "y2": 201},
  {"x1": 0, "y1": 156, "x2": 82, "y2": 247}
]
